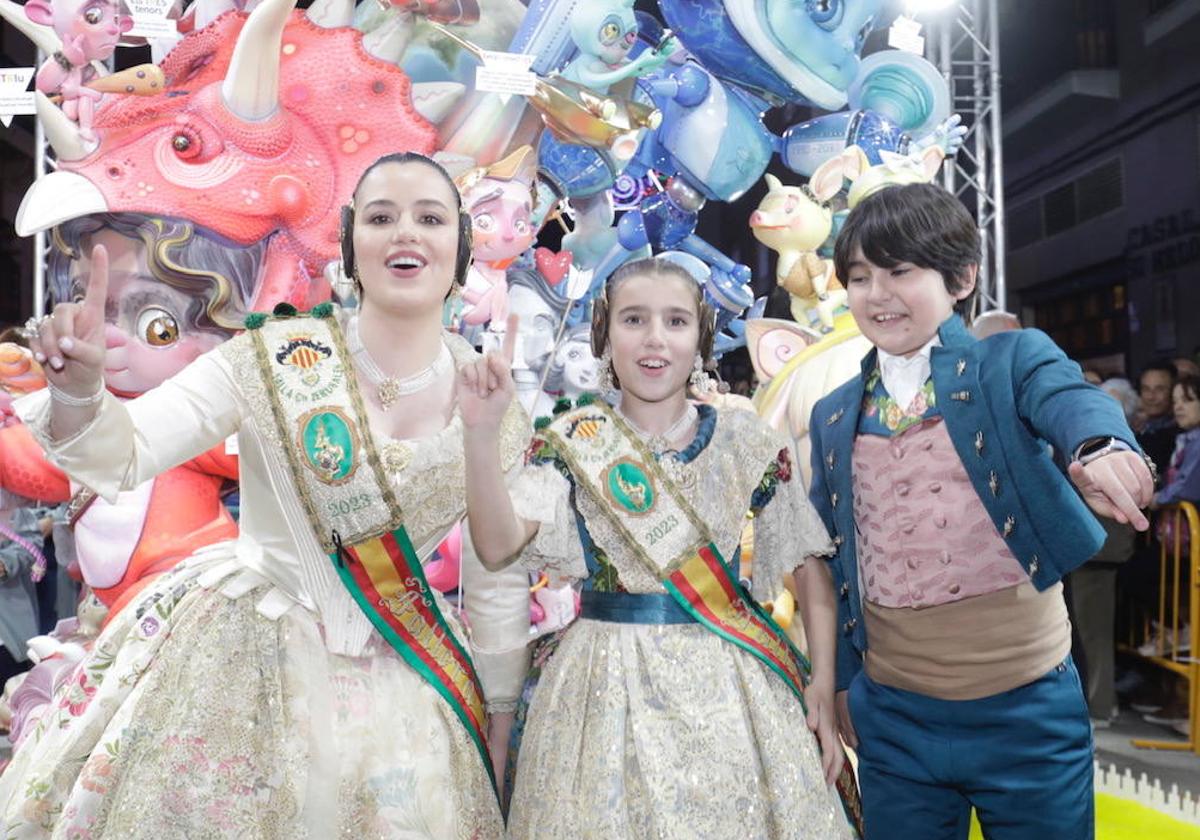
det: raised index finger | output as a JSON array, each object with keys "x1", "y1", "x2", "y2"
[
  {"x1": 500, "y1": 314, "x2": 519, "y2": 365},
  {"x1": 83, "y1": 244, "x2": 109, "y2": 322}
]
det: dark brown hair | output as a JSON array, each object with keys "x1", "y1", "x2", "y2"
[
  {"x1": 0, "y1": 327, "x2": 28, "y2": 347},
  {"x1": 1140, "y1": 358, "x2": 1179, "y2": 388},
  {"x1": 834, "y1": 182, "x2": 981, "y2": 318},
  {"x1": 1176, "y1": 374, "x2": 1200, "y2": 403},
  {"x1": 591, "y1": 257, "x2": 715, "y2": 388},
  {"x1": 340, "y1": 152, "x2": 474, "y2": 295}
]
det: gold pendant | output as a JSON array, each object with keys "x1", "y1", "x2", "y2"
[
  {"x1": 378, "y1": 378, "x2": 401, "y2": 410},
  {"x1": 661, "y1": 457, "x2": 696, "y2": 492},
  {"x1": 381, "y1": 441, "x2": 412, "y2": 473}
]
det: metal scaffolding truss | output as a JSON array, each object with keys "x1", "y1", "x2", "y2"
[
  {"x1": 32, "y1": 77, "x2": 49, "y2": 319},
  {"x1": 925, "y1": 0, "x2": 1007, "y2": 313}
]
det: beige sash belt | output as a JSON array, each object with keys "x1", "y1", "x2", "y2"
[{"x1": 863, "y1": 582, "x2": 1071, "y2": 700}]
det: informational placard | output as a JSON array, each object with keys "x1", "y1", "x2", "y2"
[
  {"x1": 888, "y1": 15, "x2": 926, "y2": 55},
  {"x1": 125, "y1": 0, "x2": 177, "y2": 39},
  {"x1": 474, "y1": 50, "x2": 537, "y2": 97},
  {"x1": 0, "y1": 67, "x2": 35, "y2": 128}
]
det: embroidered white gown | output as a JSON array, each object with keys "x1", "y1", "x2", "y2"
[
  {"x1": 0, "y1": 323, "x2": 527, "y2": 839},
  {"x1": 502, "y1": 406, "x2": 854, "y2": 839}
]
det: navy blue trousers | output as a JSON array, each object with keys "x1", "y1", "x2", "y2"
[{"x1": 848, "y1": 658, "x2": 1094, "y2": 840}]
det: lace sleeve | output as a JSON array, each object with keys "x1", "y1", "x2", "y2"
[
  {"x1": 750, "y1": 450, "x2": 835, "y2": 603},
  {"x1": 509, "y1": 455, "x2": 587, "y2": 582}
]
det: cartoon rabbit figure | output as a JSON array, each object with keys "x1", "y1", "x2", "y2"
[{"x1": 838, "y1": 144, "x2": 949, "y2": 209}]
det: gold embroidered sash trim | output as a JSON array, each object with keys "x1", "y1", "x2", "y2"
[{"x1": 249, "y1": 312, "x2": 403, "y2": 553}]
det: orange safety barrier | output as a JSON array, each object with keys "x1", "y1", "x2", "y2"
[{"x1": 1126, "y1": 502, "x2": 1200, "y2": 756}]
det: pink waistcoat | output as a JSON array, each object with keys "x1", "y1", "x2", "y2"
[{"x1": 853, "y1": 418, "x2": 1029, "y2": 608}]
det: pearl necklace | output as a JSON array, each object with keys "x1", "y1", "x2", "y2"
[
  {"x1": 346, "y1": 316, "x2": 453, "y2": 410},
  {"x1": 616, "y1": 402, "x2": 698, "y2": 456}
]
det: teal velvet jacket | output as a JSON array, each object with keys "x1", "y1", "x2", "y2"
[{"x1": 808, "y1": 315, "x2": 1140, "y2": 691}]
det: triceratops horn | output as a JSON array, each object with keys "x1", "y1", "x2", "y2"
[
  {"x1": 220, "y1": 0, "x2": 298, "y2": 122},
  {"x1": 410, "y1": 82, "x2": 465, "y2": 125},
  {"x1": 35, "y1": 92, "x2": 94, "y2": 162},
  {"x1": 192, "y1": 0, "x2": 241, "y2": 30},
  {"x1": 0, "y1": 0, "x2": 62, "y2": 55},
  {"x1": 305, "y1": 0, "x2": 354, "y2": 28}
]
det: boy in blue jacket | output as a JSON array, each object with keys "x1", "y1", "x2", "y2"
[{"x1": 808, "y1": 184, "x2": 1154, "y2": 839}]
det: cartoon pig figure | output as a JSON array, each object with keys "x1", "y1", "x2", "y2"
[{"x1": 748, "y1": 164, "x2": 846, "y2": 332}]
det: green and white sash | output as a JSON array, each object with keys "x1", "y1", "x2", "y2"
[
  {"x1": 247, "y1": 310, "x2": 494, "y2": 791},
  {"x1": 249, "y1": 312, "x2": 403, "y2": 552},
  {"x1": 544, "y1": 402, "x2": 863, "y2": 834}
]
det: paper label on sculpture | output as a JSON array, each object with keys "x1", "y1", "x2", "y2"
[
  {"x1": 125, "y1": 0, "x2": 176, "y2": 39},
  {"x1": 475, "y1": 50, "x2": 537, "y2": 97},
  {"x1": 0, "y1": 68, "x2": 35, "y2": 128}
]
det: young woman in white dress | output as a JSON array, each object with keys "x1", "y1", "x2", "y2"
[{"x1": 1, "y1": 152, "x2": 527, "y2": 838}]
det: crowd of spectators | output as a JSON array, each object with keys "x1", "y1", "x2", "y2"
[{"x1": 1077, "y1": 355, "x2": 1200, "y2": 736}]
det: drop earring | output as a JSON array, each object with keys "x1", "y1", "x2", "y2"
[
  {"x1": 599, "y1": 347, "x2": 616, "y2": 392},
  {"x1": 688, "y1": 354, "x2": 710, "y2": 395}
]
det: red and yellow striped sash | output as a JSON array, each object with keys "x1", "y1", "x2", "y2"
[
  {"x1": 666, "y1": 544, "x2": 810, "y2": 700},
  {"x1": 331, "y1": 528, "x2": 493, "y2": 792}
]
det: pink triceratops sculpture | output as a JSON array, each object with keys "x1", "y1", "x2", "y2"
[{"x1": 3, "y1": 0, "x2": 470, "y2": 310}]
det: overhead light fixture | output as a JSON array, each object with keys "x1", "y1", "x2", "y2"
[{"x1": 906, "y1": 0, "x2": 959, "y2": 13}]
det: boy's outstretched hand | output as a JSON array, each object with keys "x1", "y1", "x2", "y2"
[{"x1": 1068, "y1": 450, "x2": 1153, "y2": 531}]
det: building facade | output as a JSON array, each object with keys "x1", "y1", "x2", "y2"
[{"x1": 1002, "y1": 0, "x2": 1200, "y2": 377}]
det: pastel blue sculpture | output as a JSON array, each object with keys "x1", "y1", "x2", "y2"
[
  {"x1": 560, "y1": 0, "x2": 676, "y2": 94},
  {"x1": 521, "y1": 0, "x2": 961, "y2": 344},
  {"x1": 657, "y1": 0, "x2": 882, "y2": 109}
]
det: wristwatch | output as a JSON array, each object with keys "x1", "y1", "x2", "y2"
[
  {"x1": 1075, "y1": 437, "x2": 1130, "y2": 464},
  {"x1": 1075, "y1": 436, "x2": 1159, "y2": 483}
]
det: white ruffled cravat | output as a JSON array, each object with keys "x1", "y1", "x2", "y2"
[{"x1": 877, "y1": 336, "x2": 941, "y2": 411}]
